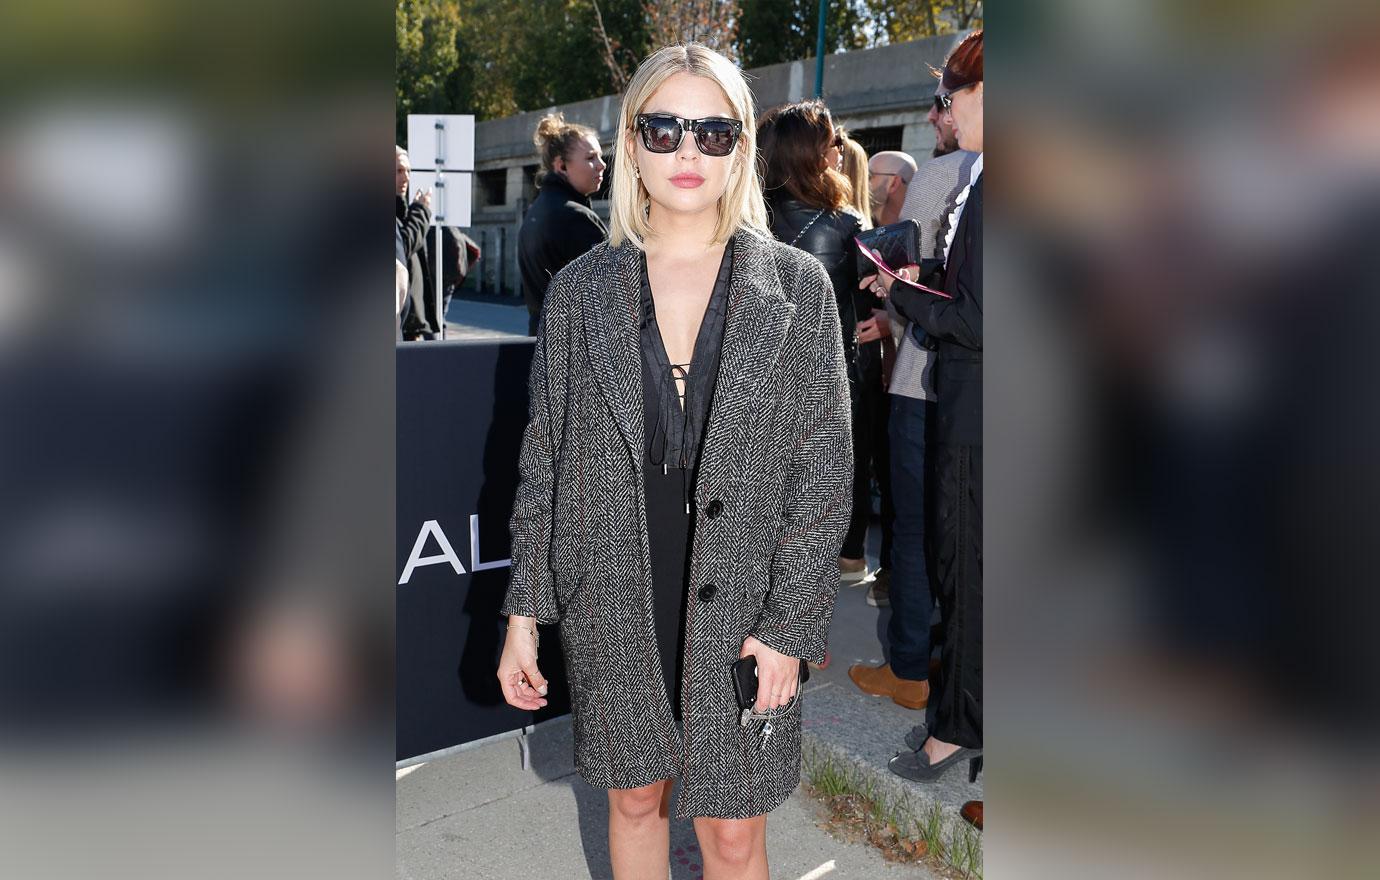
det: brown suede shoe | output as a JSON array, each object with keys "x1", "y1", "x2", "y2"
[
  {"x1": 960, "y1": 800, "x2": 984, "y2": 830},
  {"x1": 847, "y1": 662, "x2": 929, "y2": 709}
]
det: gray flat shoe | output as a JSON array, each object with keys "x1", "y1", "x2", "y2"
[{"x1": 888, "y1": 746, "x2": 983, "y2": 784}]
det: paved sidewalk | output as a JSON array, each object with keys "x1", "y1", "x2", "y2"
[
  {"x1": 396, "y1": 715, "x2": 934, "y2": 880},
  {"x1": 803, "y1": 551, "x2": 984, "y2": 822},
  {"x1": 444, "y1": 296, "x2": 529, "y2": 340}
]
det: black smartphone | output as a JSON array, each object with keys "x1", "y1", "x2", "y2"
[
  {"x1": 731, "y1": 656, "x2": 810, "y2": 711},
  {"x1": 856, "y1": 218, "x2": 921, "y2": 278}
]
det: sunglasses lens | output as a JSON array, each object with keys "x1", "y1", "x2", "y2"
[
  {"x1": 641, "y1": 116, "x2": 682, "y2": 153},
  {"x1": 694, "y1": 120, "x2": 737, "y2": 157}
]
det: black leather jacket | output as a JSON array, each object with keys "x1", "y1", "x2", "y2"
[
  {"x1": 518, "y1": 173, "x2": 607, "y2": 330},
  {"x1": 766, "y1": 196, "x2": 871, "y2": 369}
]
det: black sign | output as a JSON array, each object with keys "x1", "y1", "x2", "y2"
[{"x1": 396, "y1": 340, "x2": 570, "y2": 762}]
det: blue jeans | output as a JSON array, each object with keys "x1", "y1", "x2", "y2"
[{"x1": 887, "y1": 394, "x2": 933, "y2": 681}]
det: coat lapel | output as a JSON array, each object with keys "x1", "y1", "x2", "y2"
[
  {"x1": 586, "y1": 233, "x2": 798, "y2": 492},
  {"x1": 585, "y1": 244, "x2": 645, "y2": 462},
  {"x1": 697, "y1": 232, "x2": 797, "y2": 500}
]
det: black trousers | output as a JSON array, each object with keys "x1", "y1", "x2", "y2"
[
  {"x1": 841, "y1": 355, "x2": 893, "y2": 566},
  {"x1": 929, "y1": 442, "x2": 982, "y2": 749}
]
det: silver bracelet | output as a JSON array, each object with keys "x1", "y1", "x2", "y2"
[{"x1": 507, "y1": 624, "x2": 539, "y2": 649}]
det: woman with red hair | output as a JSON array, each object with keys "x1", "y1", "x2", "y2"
[{"x1": 866, "y1": 30, "x2": 984, "y2": 786}]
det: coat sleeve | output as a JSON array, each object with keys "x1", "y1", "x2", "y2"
[
  {"x1": 889, "y1": 187, "x2": 982, "y2": 351},
  {"x1": 750, "y1": 259, "x2": 854, "y2": 664},
  {"x1": 499, "y1": 269, "x2": 574, "y2": 624},
  {"x1": 398, "y1": 201, "x2": 431, "y2": 258}
]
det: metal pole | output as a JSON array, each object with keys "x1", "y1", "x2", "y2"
[
  {"x1": 434, "y1": 222, "x2": 443, "y2": 341},
  {"x1": 433, "y1": 118, "x2": 447, "y2": 338},
  {"x1": 814, "y1": 0, "x2": 828, "y2": 98}
]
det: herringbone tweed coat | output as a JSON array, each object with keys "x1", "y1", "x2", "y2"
[{"x1": 500, "y1": 228, "x2": 852, "y2": 819}]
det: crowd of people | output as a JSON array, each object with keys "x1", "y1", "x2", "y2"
[{"x1": 486, "y1": 31, "x2": 982, "y2": 880}]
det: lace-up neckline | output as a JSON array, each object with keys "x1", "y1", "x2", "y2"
[{"x1": 638, "y1": 239, "x2": 735, "y2": 510}]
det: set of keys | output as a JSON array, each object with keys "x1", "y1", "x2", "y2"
[{"x1": 739, "y1": 707, "x2": 776, "y2": 752}]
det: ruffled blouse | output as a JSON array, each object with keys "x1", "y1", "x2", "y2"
[{"x1": 638, "y1": 238, "x2": 735, "y2": 493}]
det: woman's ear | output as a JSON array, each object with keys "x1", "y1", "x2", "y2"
[{"x1": 553, "y1": 155, "x2": 566, "y2": 176}]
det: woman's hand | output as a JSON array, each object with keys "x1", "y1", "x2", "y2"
[
  {"x1": 858, "y1": 265, "x2": 919, "y2": 299},
  {"x1": 741, "y1": 635, "x2": 800, "y2": 712},
  {"x1": 497, "y1": 615, "x2": 549, "y2": 710}
]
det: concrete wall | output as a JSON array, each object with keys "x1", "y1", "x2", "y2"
[{"x1": 446, "y1": 35, "x2": 967, "y2": 298}]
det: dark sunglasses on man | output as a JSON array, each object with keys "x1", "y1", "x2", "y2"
[{"x1": 635, "y1": 113, "x2": 743, "y2": 157}]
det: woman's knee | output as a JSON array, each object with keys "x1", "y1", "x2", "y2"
[
  {"x1": 697, "y1": 816, "x2": 764, "y2": 866},
  {"x1": 608, "y1": 780, "x2": 669, "y2": 823}
]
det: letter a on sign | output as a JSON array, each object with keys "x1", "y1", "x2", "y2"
[{"x1": 398, "y1": 520, "x2": 468, "y2": 585}]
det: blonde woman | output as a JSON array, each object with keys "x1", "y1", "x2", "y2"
[
  {"x1": 497, "y1": 43, "x2": 851, "y2": 880},
  {"x1": 838, "y1": 131, "x2": 874, "y2": 230}
]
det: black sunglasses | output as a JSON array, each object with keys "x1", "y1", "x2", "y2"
[
  {"x1": 937, "y1": 81, "x2": 978, "y2": 111},
  {"x1": 635, "y1": 113, "x2": 743, "y2": 157}
]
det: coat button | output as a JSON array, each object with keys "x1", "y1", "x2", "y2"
[
  {"x1": 698, "y1": 583, "x2": 717, "y2": 602},
  {"x1": 706, "y1": 500, "x2": 724, "y2": 519}
]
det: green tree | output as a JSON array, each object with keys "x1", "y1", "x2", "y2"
[
  {"x1": 643, "y1": 0, "x2": 742, "y2": 62},
  {"x1": 737, "y1": 0, "x2": 869, "y2": 69},
  {"x1": 861, "y1": 0, "x2": 982, "y2": 45},
  {"x1": 398, "y1": 0, "x2": 651, "y2": 126},
  {"x1": 396, "y1": 0, "x2": 461, "y2": 141},
  {"x1": 397, "y1": 1, "x2": 984, "y2": 129},
  {"x1": 508, "y1": 0, "x2": 649, "y2": 109}
]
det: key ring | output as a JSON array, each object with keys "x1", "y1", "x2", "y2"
[{"x1": 738, "y1": 689, "x2": 802, "y2": 728}]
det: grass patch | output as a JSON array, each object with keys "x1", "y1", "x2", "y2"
[{"x1": 802, "y1": 745, "x2": 983, "y2": 879}]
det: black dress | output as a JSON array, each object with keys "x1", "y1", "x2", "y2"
[{"x1": 638, "y1": 238, "x2": 734, "y2": 724}]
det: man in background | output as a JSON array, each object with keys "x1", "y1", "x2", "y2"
[
  {"x1": 396, "y1": 146, "x2": 432, "y2": 340},
  {"x1": 867, "y1": 151, "x2": 918, "y2": 228},
  {"x1": 396, "y1": 146, "x2": 476, "y2": 341}
]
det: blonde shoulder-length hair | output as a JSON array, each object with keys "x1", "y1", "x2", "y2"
[{"x1": 608, "y1": 43, "x2": 770, "y2": 249}]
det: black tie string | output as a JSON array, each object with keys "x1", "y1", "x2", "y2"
[{"x1": 671, "y1": 363, "x2": 692, "y2": 513}]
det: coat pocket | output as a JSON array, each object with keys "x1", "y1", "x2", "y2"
[{"x1": 553, "y1": 570, "x2": 589, "y2": 620}]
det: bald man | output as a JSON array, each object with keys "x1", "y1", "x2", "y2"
[{"x1": 867, "y1": 151, "x2": 919, "y2": 227}]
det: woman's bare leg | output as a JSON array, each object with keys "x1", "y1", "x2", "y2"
[
  {"x1": 692, "y1": 814, "x2": 768, "y2": 880},
  {"x1": 608, "y1": 779, "x2": 674, "y2": 879}
]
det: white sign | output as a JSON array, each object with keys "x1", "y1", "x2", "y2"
[
  {"x1": 407, "y1": 114, "x2": 475, "y2": 171},
  {"x1": 408, "y1": 170, "x2": 472, "y2": 228}
]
